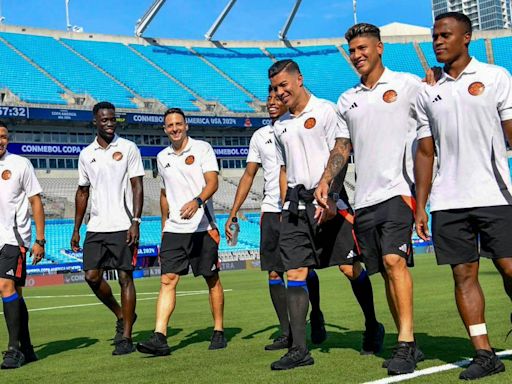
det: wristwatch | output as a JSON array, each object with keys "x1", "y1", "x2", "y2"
[
  {"x1": 195, "y1": 197, "x2": 204, "y2": 208},
  {"x1": 132, "y1": 217, "x2": 142, "y2": 224},
  {"x1": 35, "y1": 239, "x2": 46, "y2": 247},
  {"x1": 328, "y1": 192, "x2": 340, "y2": 202}
]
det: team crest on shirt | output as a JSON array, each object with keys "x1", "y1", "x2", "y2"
[
  {"x1": 185, "y1": 155, "x2": 195, "y2": 165},
  {"x1": 112, "y1": 151, "x2": 123, "y2": 161},
  {"x1": 1, "y1": 170, "x2": 11, "y2": 180},
  {"x1": 383, "y1": 90, "x2": 398, "y2": 103},
  {"x1": 304, "y1": 117, "x2": 316, "y2": 129},
  {"x1": 468, "y1": 81, "x2": 485, "y2": 96}
]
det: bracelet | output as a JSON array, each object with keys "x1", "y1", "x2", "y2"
[{"x1": 132, "y1": 217, "x2": 142, "y2": 224}]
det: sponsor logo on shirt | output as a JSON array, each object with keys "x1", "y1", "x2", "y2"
[
  {"x1": 1, "y1": 170, "x2": 11, "y2": 180},
  {"x1": 185, "y1": 155, "x2": 195, "y2": 165},
  {"x1": 112, "y1": 151, "x2": 123, "y2": 161},
  {"x1": 304, "y1": 117, "x2": 316, "y2": 129},
  {"x1": 383, "y1": 90, "x2": 398, "y2": 103},
  {"x1": 468, "y1": 81, "x2": 485, "y2": 96}
]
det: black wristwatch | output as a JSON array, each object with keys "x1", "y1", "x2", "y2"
[
  {"x1": 195, "y1": 197, "x2": 204, "y2": 208},
  {"x1": 328, "y1": 192, "x2": 340, "y2": 202},
  {"x1": 35, "y1": 239, "x2": 46, "y2": 247}
]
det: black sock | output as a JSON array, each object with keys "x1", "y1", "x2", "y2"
[
  {"x1": 19, "y1": 297, "x2": 32, "y2": 349},
  {"x1": 269, "y1": 277, "x2": 290, "y2": 338},
  {"x1": 350, "y1": 269, "x2": 378, "y2": 328},
  {"x1": 306, "y1": 270, "x2": 321, "y2": 316},
  {"x1": 3, "y1": 292, "x2": 21, "y2": 349},
  {"x1": 287, "y1": 281, "x2": 309, "y2": 349}
]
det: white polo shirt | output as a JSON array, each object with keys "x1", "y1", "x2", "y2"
[
  {"x1": 274, "y1": 94, "x2": 342, "y2": 202},
  {"x1": 157, "y1": 137, "x2": 219, "y2": 233},
  {"x1": 338, "y1": 68, "x2": 422, "y2": 210},
  {"x1": 416, "y1": 58, "x2": 512, "y2": 211},
  {"x1": 0, "y1": 151, "x2": 42, "y2": 249},
  {"x1": 78, "y1": 135, "x2": 145, "y2": 232},
  {"x1": 246, "y1": 125, "x2": 281, "y2": 213}
]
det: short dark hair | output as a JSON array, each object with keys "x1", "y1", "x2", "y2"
[
  {"x1": 345, "y1": 23, "x2": 381, "y2": 43},
  {"x1": 435, "y1": 12, "x2": 472, "y2": 36},
  {"x1": 93, "y1": 101, "x2": 115, "y2": 116},
  {"x1": 268, "y1": 84, "x2": 274, "y2": 93},
  {"x1": 268, "y1": 59, "x2": 301, "y2": 79},
  {"x1": 0, "y1": 121, "x2": 7, "y2": 130},
  {"x1": 163, "y1": 107, "x2": 186, "y2": 122}
]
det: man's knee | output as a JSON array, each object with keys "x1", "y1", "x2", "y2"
[
  {"x1": 452, "y1": 262, "x2": 478, "y2": 288},
  {"x1": 0, "y1": 278, "x2": 16, "y2": 296},
  {"x1": 494, "y1": 258, "x2": 512, "y2": 279},
  {"x1": 268, "y1": 271, "x2": 283, "y2": 281},
  {"x1": 117, "y1": 270, "x2": 134, "y2": 289},
  {"x1": 339, "y1": 264, "x2": 358, "y2": 280},
  {"x1": 383, "y1": 254, "x2": 407, "y2": 273},
  {"x1": 161, "y1": 273, "x2": 179, "y2": 290},
  {"x1": 286, "y1": 267, "x2": 308, "y2": 281},
  {"x1": 85, "y1": 270, "x2": 103, "y2": 287},
  {"x1": 205, "y1": 273, "x2": 221, "y2": 289}
]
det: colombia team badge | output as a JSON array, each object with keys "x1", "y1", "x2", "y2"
[
  {"x1": 1, "y1": 170, "x2": 11, "y2": 180},
  {"x1": 383, "y1": 90, "x2": 398, "y2": 103},
  {"x1": 468, "y1": 82, "x2": 485, "y2": 96},
  {"x1": 112, "y1": 151, "x2": 123, "y2": 161},
  {"x1": 185, "y1": 155, "x2": 195, "y2": 165},
  {"x1": 304, "y1": 117, "x2": 316, "y2": 129}
]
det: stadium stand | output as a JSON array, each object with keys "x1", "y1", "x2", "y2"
[
  {"x1": 419, "y1": 38, "x2": 489, "y2": 67},
  {"x1": 491, "y1": 36, "x2": 512, "y2": 73},
  {"x1": 381, "y1": 43, "x2": 426, "y2": 76}
]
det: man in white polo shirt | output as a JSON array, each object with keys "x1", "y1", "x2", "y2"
[
  {"x1": 71, "y1": 101, "x2": 144, "y2": 356},
  {"x1": 268, "y1": 60, "x2": 382, "y2": 371},
  {"x1": 315, "y1": 23, "x2": 423, "y2": 376},
  {"x1": 415, "y1": 12, "x2": 512, "y2": 380},
  {"x1": 137, "y1": 108, "x2": 226, "y2": 356},
  {"x1": 0, "y1": 122, "x2": 45, "y2": 369}
]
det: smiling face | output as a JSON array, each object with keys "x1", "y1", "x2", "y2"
[
  {"x1": 270, "y1": 69, "x2": 304, "y2": 112},
  {"x1": 348, "y1": 35, "x2": 383, "y2": 77},
  {"x1": 0, "y1": 126, "x2": 8, "y2": 158},
  {"x1": 266, "y1": 89, "x2": 287, "y2": 121},
  {"x1": 163, "y1": 112, "x2": 189, "y2": 146},
  {"x1": 94, "y1": 108, "x2": 117, "y2": 144},
  {"x1": 432, "y1": 17, "x2": 471, "y2": 64}
]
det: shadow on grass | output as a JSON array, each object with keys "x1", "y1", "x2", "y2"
[
  {"x1": 242, "y1": 325, "x2": 281, "y2": 341},
  {"x1": 35, "y1": 337, "x2": 99, "y2": 359},
  {"x1": 169, "y1": 326, "x2": 242, "y2": 353}
]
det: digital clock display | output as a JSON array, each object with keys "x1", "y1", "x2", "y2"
[{"x1": 0, "y1": 106, "x2": 29, "y2": 118}]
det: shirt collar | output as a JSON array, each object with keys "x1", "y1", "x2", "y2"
[
  {"x1": 0, "y1": 150, "x2": 9, "y2": 161},
  {"x1": 356, "y1": 67, "x2": 393, "y2": 92},
  {"x1": 168, "y1": 137, "x2": 193, "y2": 156},
  {"x1": 93, "y1": 134, "x2": 120, "y2": 150},
  {"x1": 439, "y1": 57, "x2": 479, "y2": 84},
  {"x1": 290, "y1": 93, "x2": 317, "y2": 118}
]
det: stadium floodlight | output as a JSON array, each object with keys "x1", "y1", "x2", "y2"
[
  {"x1": 135, "y1": 0, "x2": 167, "y2": 37},
  {"x1": 278, "y1": 0, "x2": 302, "y2": 40},
  {"x1": 65, "y1": 0, "x2": 83, "y2": 32},
  {"x1": 353, "y1": 0, "x2": 357, "y2": 25},
  {"x1": 204, "y1": 0, "x2": 237, "y2": 41}
]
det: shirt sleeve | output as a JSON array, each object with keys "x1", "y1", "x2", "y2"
[
  {"x1": 496, "y1": 68, "x2": 512, "y2": 121},
  {"x1": 201, "y1": 143, "x2": 219, "y2": 174},
  {"x1": 246, "y1": 132, "x2": 262, "y2": 164},
  {"x1": 78, "y1": 153, "x2": 90, "y2": 187},
  {"x1": 127, "y1": 143, "x2": 145, "y2": 179},
  {"x1": 156, "y1": 155, "x2": 165, "y2": 190},
  {"x1": 415, "y1": 90, "x2": 433, "y2": 140},
  {"x1": 323, "y1": 102, "x2": 343, "y2": 150},
  {"x1": 336, "y1": 96, "x2": 351, "y2": 140},
  {"x1": 274, "y1": 130, "x2": 285, "y2": 166},
  {"x1": 21, "y1": 159, "x2": 42, "y2": 198}
]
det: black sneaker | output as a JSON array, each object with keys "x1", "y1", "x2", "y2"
[
  {"x1": 112, "y1": 337, "x2": 136, "y2": 355},
  {"x1": 21, "y1": 345, "x2": 38, "y2": 364},
  {"x1": 382, "y1": 345, "x2": 425, "y2": 368},
  {"x1": 136, "y1": 332, "x2": 171, "y2": 356},
  {"x1": 387, "y1": 342, "x2": 417, "y2": 375},
  {"x1": 208, "y1": 330, "x2": 227, "y2": 350},
  {"x1": 270, "y1": 345, "x2": 314, "y2": 370},
  {"x1": 361, "y1": 322, "x2": 385, "y2": 355},
  {"x1": 265, "y1": 335, "x2": 292, "y2": 351},
  {"x1": 113, "y1": 313, "x2": 138, "y2": 344},
  {"x1": 459, "y1": 349, "x2": 505, "y2": 380},
  {"x1": 1, "y1": 347, "x2": 25, "y2": 369},
  {"x1": 310, "y1": 311, "x2": 327, "y2": 344}
]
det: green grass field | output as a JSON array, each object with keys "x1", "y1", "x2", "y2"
[{"x1": 1, "y1": 254, "x2": 511, "y2": 384}]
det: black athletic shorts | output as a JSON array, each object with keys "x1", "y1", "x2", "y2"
[
  {"x1": 279, "y1": 208, "x2": 356, "y2": 271},
  {"x1": 432, "y1": 205, "x2": 512, "y2": 265},
  {"x1": 159, "y1": 230, "x2": 220, "y2": 277},
  {"x1": 260, "y1": 212, "x2": 285, "y2": 273},
  {"x1": 354, "y1": 195, "x2": 415, "y2": 275},
  {"x1": 0, "y1": 245, "x2": 27, "y2": 286},
  {"x1": 83, "y1": 231, "x2": 137, "y2": 271}
]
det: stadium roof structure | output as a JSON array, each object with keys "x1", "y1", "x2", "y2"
[{"x1": 379, "y1": 22, "x2": 431, "y2": 37}]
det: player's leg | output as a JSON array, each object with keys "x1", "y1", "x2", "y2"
[
  {"x1": 16, "y1": 286, "x2": 37, "y2": 364},
  {"x1": 266, "y1": 270, "x2": 291, "y2": 350},
  {"x1": 85, "y1": 268, "x2": 122, "y2": 317},
  {"x1": 286, "y1": 267, "x2": 310, "y2": 350},
  {"x1": 117, "y1": 270, "x2": 136, "y2": 339},
  {"x1": 155, "y1": 273, "x2": 180, "y2": 335},
  {"x1": 381, "y1": 270, "x2": 400, "y2": 330},
  {"x1": 306, "y1": 269, "x2": 326, "y2": 344},
  {"x1": 205, "y1": 272, "x2": 226, "y2": 350},
  {"x1": 493, "y1": 258, "x2": 512, "y2": 301},
  {"x1": 0, "y1": 278, "x2": 23, "y2": 369}
]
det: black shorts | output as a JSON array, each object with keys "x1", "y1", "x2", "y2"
[
  {"x1": 279, "y1": 209, "x2": 356, "y2": 271},
  {"x1": 159, "y1": 230, "x2": 220, "y2": 277},
  {"x1": 354, "y1": 195, "x2": 415, "y2": 275},
  {"x1": 83, "y1": 231, "x2": 137, "y2": 271},
  {"x1": 260, "y1": 212, "x2": 285, "y2": 273},
  {"x1": 0, "y1": 245, "x2": 27, "y2": 286},
  {"x1": 432, "y1": 205, "x2": 512, "y2": 265}
]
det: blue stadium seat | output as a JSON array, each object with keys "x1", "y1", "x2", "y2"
[
  {"x1": 491, "y1": 36, "x2": 512, "y2": 73},
  {"x1": 131, "y1": 44, "x2": 255, "y2": 112},
  {"x1": 420, "y1": 38, "x2": 488, "y2": 67},
  {"x1": 62, "y1": 39, "x2": 199, "y2": 111},
  {"x1": 266, "y1": 45, "x2": 359, "y2": 102},
  {"x1": 0, "y1": 39, "x2": 66, "y2": 105},
  {"x1": 0, "y1": 32, "x2": 137, "y2": 109},
  {"x1": 382, "y1": 43, "x2": 425, "y2": 77}
]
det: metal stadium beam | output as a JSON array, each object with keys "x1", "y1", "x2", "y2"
[
  {"x1": 204, "y1": 0, "x2": 237, "y2": 41},
  {"x1": 135, "y1": 0, "x2": 167, "y2": 37},
  {"x1": 278, "y1": 0, "x2": 302, "y2": 40}
]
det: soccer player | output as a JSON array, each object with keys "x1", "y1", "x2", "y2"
[
  {"x1": 415, "y1": 12, "x2": 512, "y2": 380},
  {"x1": 71, "y1": 101, "x2": 144, "y2": 355},
  {"x1": 0, "y1": 122, "x2": 44, "y2": 368},
  {"x1": 225, "y1": 86, "x2": 326, "y2": 350},
  {"x1": 315, "y1": 23, "x2": 423, "y2": 375},
  {"x1": 268, "y1": 60, "x2": 383, "y2": 370},
  {"x1": 136, "y1": 108, "x2": 226, "y2": 356}
]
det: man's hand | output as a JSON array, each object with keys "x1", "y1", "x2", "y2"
[
  {"x1": 30, "y1": 244, "x2": 44, "y2": 265},
  {"x1": 314, "y1": 179, "x2": 330, "y2": 209},
  {"x1": 415, "y1": 208, "x2": 430, "y2": 241},
  {"x1": 71, "y1": 230, "x2": 81, "y2": 252},
  {"x1": 126, "y1": 222, "x2": 140, "y2": 246},
  {"x1": 314, "y1": 198, "x2": 337, "y2": 224},
  {"x1": 423, "y1": 66, "x2": 442, "y2": 86},
  {"x1": 180, "y1": 199, "x2": 200, "y2": 220},
  {"x1": 225, "y1": 214, "x2": 236, "y2": 242}
]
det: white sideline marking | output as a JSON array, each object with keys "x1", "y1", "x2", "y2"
[
  {"x1": 363, "y1": 349, "x2": 512, "y2": 384},
  {"x1": 0, "y1": 289, "x2": 232, "y2": 314},
  {"x1": 24, "y1": 290, "x2": 211, "y2": 299}
]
